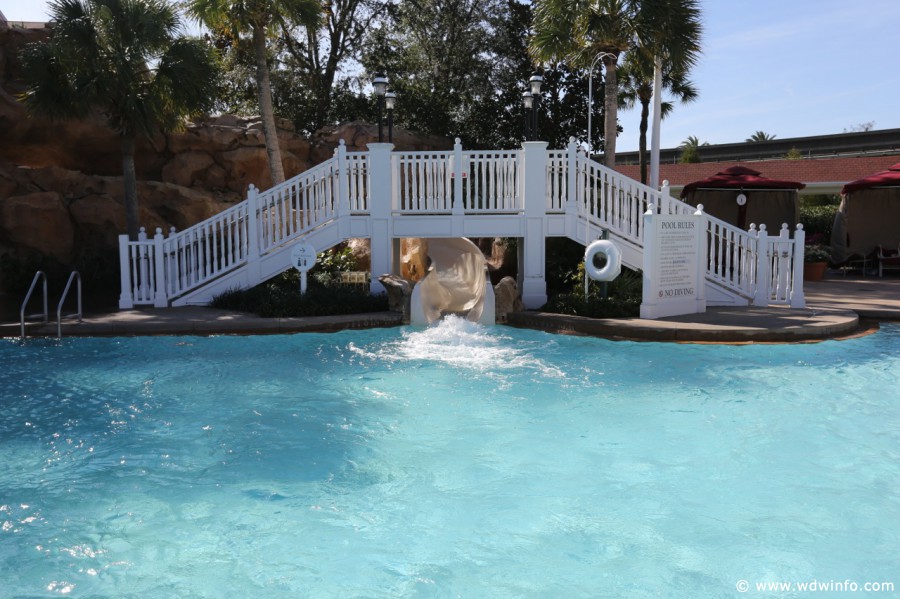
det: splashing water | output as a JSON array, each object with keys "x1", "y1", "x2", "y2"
[{"x1": 350, "y1": 315, "x2": 566, "y2": 377}]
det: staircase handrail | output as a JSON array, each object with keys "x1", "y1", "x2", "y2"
[
  {"x1": 575, "y1": 153, "x2": 760, "y2": 301},
  {"x1": 56, "y1": 270, "x2": 83, "y2": 339},
  {"x1": 19, "y1": 270, "x2": 48, "y2": 341},
  {"x1": 254, "y1": 155, "x2": 343, "y2": 254}
]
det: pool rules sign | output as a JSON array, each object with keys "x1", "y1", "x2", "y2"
[{"x1": 640, "y1": 207, "x2": 707, "y2": 319}]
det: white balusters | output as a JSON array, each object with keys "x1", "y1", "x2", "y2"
[{"x1": 119, "y1": 140, "x2": 804, "y2": 309}]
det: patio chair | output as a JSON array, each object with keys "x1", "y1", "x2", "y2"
[
  {"x1": 877, "y1": 245, "x2": 900, "y2": 277},
  {"x1": 840, "y1": 249, "x2": 877, "y2": 277}
]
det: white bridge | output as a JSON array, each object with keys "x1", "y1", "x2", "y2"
[{"x1": 118, "y1": 138, "x2": 806, "y2": 312}]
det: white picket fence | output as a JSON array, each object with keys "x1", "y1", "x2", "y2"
[{"x1": 119, "y1": 138, "x2": 807, "y2": 309}]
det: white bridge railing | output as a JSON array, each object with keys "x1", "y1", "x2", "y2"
[{"x1": 119, "y1": 137, "x2": 806, "y2": 309}]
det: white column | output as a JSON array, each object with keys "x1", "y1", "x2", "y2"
[
  {"x1": 753, "y1": 225, "x2": 770, "y2": 306},
  {"x1": 649, "y1": 56, "x2": 663, "y2": 191},
  {"x1": 791, "y1": 224, "x2": 807, "y2": 308},
  {"x1": 152, "y1": 227, "x2": 168, "y2": 308},
  {"x1": 565, "y1": 137, "x2": 579, "y2": 238},
  {"x1": 452, "y1": 137, "x2": 464, "y2": 235},
  {"x1": 639, "y1": 206, "x2": 658, "y2": 318},
  {"x1": 520, "y1": 140, "x2": 549, "y2": 308},
  {"x1": 335, "y1": 140, "x2": 351, "y2": 238},
  {"x1": 659, "y1": 180, "x2": 671, "y2": 215},
  {"x1": 118, "y1": 234, "x2": 134, "y2": 309},
  {"x1": 367, "y1": 142, "x2": 395, "y2": 294},
  {"x1": 244, "y1": 184, "x2": 262, "y2": 288}
]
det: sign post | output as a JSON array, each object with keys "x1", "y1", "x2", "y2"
[
  {"x1": 290, "y1": 242, "x2": 317, "y2": 295},
  {"x1": 640, "y1": 206, "x2": 707, "y2": 319}
]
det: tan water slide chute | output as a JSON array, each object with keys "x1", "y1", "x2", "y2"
[{"x1": 410, "y1": 238, "x2": 495, "y2": 326}]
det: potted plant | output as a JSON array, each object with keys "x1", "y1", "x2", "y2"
[{"x1": 803, "y1": 244, "x2": 831, "y2": 281}]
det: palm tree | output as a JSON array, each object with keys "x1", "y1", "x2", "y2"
[
  {"x1": 530, "y1": 0, "x2": 638, "y2": 167},
  {"x1": 619, "y1": 56, "x2": 697, "y2": 183},
  {"x1": 21, "y1": 0, "x2": 219, "y2": 239},
  {"x1": 746, "y1": 131, "x2": 776, "y2": 142},
  {"x1": 185, "y1": 0, "x2": 320, "y2": 186},
  {"x1": 630, "y1": 0, "x2": 701, "y2": 182},
  {"x1": 678, "y1": 134, "x2": 707, "y2": 163}
]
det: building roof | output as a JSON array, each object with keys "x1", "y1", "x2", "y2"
[
  {"x1": 615, "y1": 154, "x2": 900, "y2": 195},
  {"x1": 615, "y1": 128, "x2": 900, "y2": 165}
]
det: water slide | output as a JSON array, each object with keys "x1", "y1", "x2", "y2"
[{"x1": 409, "y1": 238, "x2": 495, "y2": 326}]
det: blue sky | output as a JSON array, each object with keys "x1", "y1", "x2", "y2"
[{"x1": 6, "y1": 0, "x2": 900, "y2": 152}]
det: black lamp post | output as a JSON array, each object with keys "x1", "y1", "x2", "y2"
[
  {"x1": 385, "y1": 90, "x2": 396, "y2": 143},
  {"x1": 373, "y1": 73, "x2": 388, "y2": 142},
  {"x1": 522, "y1": 91, "x2": 534, "y2": 140},
  {"x1": 522, "y1": 71, "x2": 544, "y2": 141}
]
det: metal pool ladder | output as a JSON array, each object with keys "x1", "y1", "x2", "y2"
[
  {"x1": 19, "y1": 271, "x2": 48, "y2": 341},
  {"x1": 56, "y1": 271, "x2": 83, "y2": 339},
  {"x1": 19, "y1": 271, "x2": 84, "y2": 341}
]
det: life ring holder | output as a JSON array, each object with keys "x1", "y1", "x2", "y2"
[{"x1": 584, "y1": 240, "x2": 622, "y2": 281}]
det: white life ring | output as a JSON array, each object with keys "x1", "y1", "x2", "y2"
[{"x1": 584, "y1": 240, "x2": 622, "y2": 281}]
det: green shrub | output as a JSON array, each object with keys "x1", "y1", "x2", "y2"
[
  {"x1": 799, "y1": 204, "x2": 838, "y2": 243},
  {"x1": 210, "y1": 271, "x2": 387, "y2": 317},
  {"x1": 541, "y1": 267, "x2": 642, "y2": 318}
]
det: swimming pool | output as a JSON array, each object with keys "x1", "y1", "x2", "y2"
[{"x1": 1, "y1": 319, "x2": 898, "y2": 597}]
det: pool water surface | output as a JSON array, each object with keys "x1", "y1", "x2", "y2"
[{"x1": 1, "y1": 319, "x2": 898, "y2": 597}]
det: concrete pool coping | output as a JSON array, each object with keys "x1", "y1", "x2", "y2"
[{"x1": 3, "y1": 276, "x2": 897, "y2": 344}]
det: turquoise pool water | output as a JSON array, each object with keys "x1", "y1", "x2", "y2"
[{"x1": 1, "y1": 319, "x2": 898, "y2": 597}]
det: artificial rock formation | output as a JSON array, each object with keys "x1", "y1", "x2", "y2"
[
  {"x1": 493, "y1": 276, "x2": 526, "y2": 322},
  {"x1": 0, "y1": 26, "x2": 456, "y2": 296}
]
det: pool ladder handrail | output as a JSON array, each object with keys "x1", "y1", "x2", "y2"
[
  {"x1": 20, "y1": 270, "x2": 48, "y2": 341},
  {"x1": 56, "y1": 270, "x2": 83, "y2": 339}
]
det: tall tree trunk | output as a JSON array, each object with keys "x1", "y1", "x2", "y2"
[
  {"x1": 603, "y1": 55, "x2": 617, "y2": 168},
  {"x1": 639, "y1": 97, "x2": 649, "y2": 184},
  {"x1": 252, "y1": 24, "x2": 285, "y2": 186},
  {"x1": 122, "y1": 136, "x2": 140, "y2": 240}
]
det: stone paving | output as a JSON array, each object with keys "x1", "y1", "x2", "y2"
[{"x1": 2, "y1": 274, "x2": 898, "y2": 343}]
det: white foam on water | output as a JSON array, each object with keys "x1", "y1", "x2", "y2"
[{"x1": 349, "y1": 315, "x2": 565, "y2": 378}]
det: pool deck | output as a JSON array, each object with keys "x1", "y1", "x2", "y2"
[{"x1": 3, "y1": 275, "x2": 898, "y2": 343}]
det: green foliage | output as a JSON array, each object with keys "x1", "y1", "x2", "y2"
[
  {"x1": 541, "y1": 266, "x2": 643, "y2": 318},
  {"x1": 545, "y1": 237, "x2": 588, "y2": 294},
  {"x1": 802, "y1": 194, "x2": 841, "y2": 207},
  {"x1": 210, "y1": 244, "x2": 382, "y2": 317},
  {"x1": 21, "y1": 0, "x2": 220, "y2": 237},
  {"x1": 22, "y1": 0, "x2": 219, "y2": 138},
  {"x1": 746, "y1": 131, "x2": 776, "y2": 142},
  {"x1": 210, "y1": 271, "x2": 387, "y2": 317},
  {"x1": 800, "y1": 204, "x2": 839, "y2": 243},
  {"x1": 804, "y1": 245, "x2": 832, "y2": 263},
  {"x1": 360, "y1": 0, "x2": 534, "y2": 147},
  {"x1": 310, "y1": 245, "x2": 359, "y2": 286},
  {"x1": 679, "y1": 144, "x2": 701, "y2": 163},
  {"x1": 785, "y1": 147, "x2": 803, "y2": 160}
]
